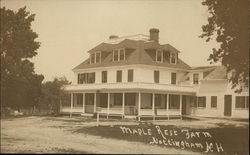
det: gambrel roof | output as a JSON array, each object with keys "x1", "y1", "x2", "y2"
[{"x1": 73, "y1": 39, "x2": 190, "y2": 70}]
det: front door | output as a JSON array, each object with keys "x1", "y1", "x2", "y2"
[{"x1": 224, "y1": 95, "x2": 232, "y2": 116}]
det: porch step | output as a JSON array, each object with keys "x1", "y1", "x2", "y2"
[
  {"x1": 124, "y1": 115, "x2": 137, "y2": 119},
  {"x1": 81, "y1": 113, "x2": 94, "y2": 117}
]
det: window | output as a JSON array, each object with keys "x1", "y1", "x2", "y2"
[
  {"x1": 154, "y1": 71, "x2": 159, "y2": 83},
  {"x1": 78, "y1": 73, "x2": 86, "y2": 84},
  {"x1": 193, "y1": 73, "x2": 199, "y2": 84},
  {"x1": 169, "y1": 95, "x2": 180, "y2": 109},
  {"x1": 128, "y1": 69, "x2": 133, "y2": 82},
  {"x1": 90, "y1": 52, "x2": 101, "y2": 64},
  {"x1": 171, "y1": 72, "x2": 176, "y2": 84},
  {"x1": 78, "y1": 73, "x2": 95, "y2": 84},
  {"x1": 198, "y1": 96, "x2": 206, "y2": 108},
  {"x1": 116, "y1": 70, "x2": 122, "y2": 82},
  {"x1": 87, "y1": 72, "x2": 95, "y2": 83},
  {"x1": 113, "y1": 50, "x2": 119, "y2": 61},
  {"x1": 114, "y1": 93, "x2": 123, "y2": 106},
  {"x1": 156, "y1": 50, "x2": 162, "y2": 62},
  {"x1": 90, "y1": 53, "x2": 95, "y2": 64},
  {"x1": 125, "y1": 93, "x2": 136, "y2": 106},
  {"x1": 102, "y1": 71, "x2": 107, "y2": 83},
  {"x1": 76, "y1": 94, "x2": 83, "y2": 107},
  {"x1": 155, "y1": 94, "x2": 161, "y2": 107},
  {"x1": 170, "y1": 53, "x2": 176, "y2": 64},
  {"x1": 235, "y1": 96, "x2": 248, "y2": 109},
  {"x1": 85, "y1": 93, "x2": 94, "y2": 105},
  {"x1": 120, "y1": 49, "x2": 125, "y2": 61},
  {"x1": 190, "y1": 96, "x2": 197, "y2": 107},
  {"x1": 211, "y1": 96, "x2": 217, "y2": 108},
  {"x1": 96, "y1": 52, "x2": 101, "y2": 63},
  {"x1": 99, "y1": 93, "x2": 108, "y2": 108},
  {"x1": 113, "y1": 49, "x2": 126, "y2": 61}
]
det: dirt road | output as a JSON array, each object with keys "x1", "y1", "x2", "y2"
[{"x1": 1, "y1": 116, "x2": 199, "y2": 154}]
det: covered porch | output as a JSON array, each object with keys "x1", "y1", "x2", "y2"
[{"x1": 60, "y1": 90, "x2": 195, "y2": 120}]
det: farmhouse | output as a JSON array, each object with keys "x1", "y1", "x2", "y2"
[{"x1": 61, "y1": 28, "x2": 249, "y2": 119}]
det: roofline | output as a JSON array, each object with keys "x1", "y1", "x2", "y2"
[{"x1": 72, "y1": 64, "x2": 190, "y2": 73}]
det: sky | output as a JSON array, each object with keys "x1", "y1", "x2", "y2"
[{"x1": 2, "y1": 0, "x2": 220, "y2": 82}]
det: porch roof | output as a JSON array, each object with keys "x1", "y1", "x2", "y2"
[{"x1": 62, "y1": 82, "x2": 197, "y2": 95}]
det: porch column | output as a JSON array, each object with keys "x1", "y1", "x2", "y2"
[
  {"x1": 152, "y1": 93, "x2": 155, "y2": 121},
  {"x1": 166, "y1": 94, "x2": 169, "y2": 120},
  {"x1": 82, "y1": 93, "x2": 85, "y2": 113},
  {"x1": 180, "y1": 95, "x2": 182, "y2": 120},
  {"x1": 70, "y1": 93, "x2": 73, "y2": 118},
  {"x1": 138, "y1": 91, "x2": 141, "y2": 121},
  {"x1": 122, "y1": 92, "x2": 125, "y2": 118},
  {"x1": 107, "y1": 93, "x2": 110, "y2": 119},
  {"x1": 94, "y1": 93, "x2": 97, "y2": 113}
]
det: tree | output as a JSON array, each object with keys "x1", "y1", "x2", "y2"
[
  {"x1": 0, "y1": 7, "x2": 44, "y2": 109},
  {"x1": 38, "y1": 77, "x2": 71, "y2": 115},
  {"x1": 200, "y1": 0, "x2": 249, "y2": 91}
]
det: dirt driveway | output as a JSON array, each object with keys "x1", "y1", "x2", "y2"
[{"x1": 1, "y1": 116, "x2": 248, "y2": 154}]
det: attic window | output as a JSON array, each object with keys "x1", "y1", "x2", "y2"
[
  {"x1": 156, "y1": 50, "x2": 163, "y2": 63},
  {"x1": 113, "y1": 49, "x2": 126, "y2": 62},
  {"x1": 90, "y1": 52, "x2": 101, "y2": 64},
  {"x1": 170, "y1": 53, "x2": 177, "y2": 64}
]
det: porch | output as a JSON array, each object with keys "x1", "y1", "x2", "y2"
[{"x1": 60, "y1": 91, "x2": 195, "y2": 120}]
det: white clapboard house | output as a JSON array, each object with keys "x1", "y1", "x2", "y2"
[{"x1": 61, "y1": 28, "x2": 249, "y2": 119}]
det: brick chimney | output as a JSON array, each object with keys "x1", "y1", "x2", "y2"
[
  {"x1": 149, "y1": 28, "x2": 159, "y2": 42},
  {"x1": 109, "y1": 35, "x2": 119, "y2": 39}
]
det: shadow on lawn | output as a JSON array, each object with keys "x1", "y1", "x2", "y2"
[{"x1": 74, "y1": 123, "x2": 248, "y2": 155}]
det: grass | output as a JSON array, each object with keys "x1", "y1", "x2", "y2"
[{"x1": 74, "y1": 123, "x2": 249, "y2": 155}]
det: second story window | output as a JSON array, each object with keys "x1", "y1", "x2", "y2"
[
  {"x1": 78, "y1": 72, "x2": 95, "y2": 84},
  {"x1": 102, "y1": 71, "x2": 107, "y2": 83},
  {"x1": 117, "y1": 70, "x2": 122, "y2": 82},
  {"x1": 128, "y1": 69, "x2": 133, "y2": 82},
  {"x1": 171, "y1": 72, "x2": 176, "y2": 84},
  {"x1": 154, "y1": 71, "x2": 159, "y2": 83},
  {"x1": 156, "y1": 50, "x2": 163, "y2": 62},
  {"x1": 170, "y1": 53, "x2": 176, "y2": 64},
  {"x1": 193, "y1": 73, "x2": 199, "y2": 84}
]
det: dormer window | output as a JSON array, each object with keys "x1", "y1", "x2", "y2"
[
  {"x1": 90, "y1": 52, "x2": 101, "y2": 64},
  {"x1": 170, "y1": 53, "x2": 177, "y2": 64},
  {"x1": 96, "y1": 52, "x2": 101, "y2": 63},
  {"x1": 156, "y1": 50, "x2": 163, "y2": 63},
  {"x1": 113, "y1": 49, "x2": 126, "y2": 61}
]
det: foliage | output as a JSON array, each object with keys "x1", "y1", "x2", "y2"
[
  {"x1": 0, "y1": 7, "x2": 44, "y2": 109},
  {"x1": 38, "y1": 77, "x2": 71, "y2": 115},
  {"x1": 200, "y1": 0, "x2": 249, "y2": 91}
]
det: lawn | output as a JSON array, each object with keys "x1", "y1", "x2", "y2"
[
  {"x1": 1, "y1": 116, "x2": 248, "y2": 154},
  {"x1": 75, "y1": 122, "x2": 249, "y2": 155}
]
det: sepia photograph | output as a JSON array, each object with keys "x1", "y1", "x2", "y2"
[{"x1": 0, "y1": 0, "x2": 249, "y2": 154}]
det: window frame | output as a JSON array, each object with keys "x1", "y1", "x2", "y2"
[
  {"x1": 197, "y1": 96, "x2": 206, "y2": 108},
  {"x1": 116, "y1": 70, "x2": 122, "y2": 83},
  {"x1": 170, "y1": 53, "x2": 176, "y2": 64},
  {"x1": 211, "y1": 96, "x2": 217, "y2": 108},
  {"x1": 235, "y1": 96, "x2": 248, "y2": 109},
  {"x1": 154, "y1": 70, "x2": 160, "y2": 83},
  {"x1": 127, "y1": 69, "x2": 133, "y2": 82},
  {"x1": 156, "y1": 50, "x2": 163, "y2": 63},
  {"x1": 193, "y1": 73, "x2": 199, "y2": 84},
  {"x1": 171, "y1": 72, "x2": 177, "y2": 85},
  {"x1": 101, "y1": 71, "x2": 107, "y2": 83}
]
